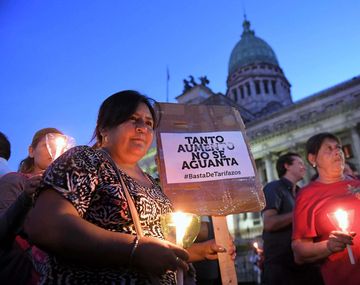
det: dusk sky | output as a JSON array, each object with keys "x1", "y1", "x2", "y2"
[{"x1": 1, "y1": 0, "x2": 359, "y2": 171}]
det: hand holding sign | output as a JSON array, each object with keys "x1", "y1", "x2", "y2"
[{"x1": 155, "y1": 103, "x2": 265, "y2": 284}]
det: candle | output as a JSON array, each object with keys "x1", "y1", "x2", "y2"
[
  {"x1": 172, "y1": 212, "x2": 193, "y2": 285},
  {"x1": 334, "y1": 209, "x2": 355, "y2": 265},
  {"x1": 173, "y1": 212, "x2": 193, "y2": 247},
  {"x1": 160, "y1": 212, "x2": 200, "y2": 285},
  {"x1": 54, "y1": 136, "x2": 67, "y2": 160},
  {"x1": 46, "y1": 133, "x2": 75, "y2": 162}
]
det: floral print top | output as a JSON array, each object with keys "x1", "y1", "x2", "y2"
[{"x1": 34, "y1": 146, "x2": 175, "y2": 285}]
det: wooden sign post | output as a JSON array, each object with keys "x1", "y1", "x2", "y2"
[
  {"x1": 213, "y1": 216, "x2": 238, "y2": 285},
  {"x1": 155, "y1": 103, "x2": 265, "y2": 284}
]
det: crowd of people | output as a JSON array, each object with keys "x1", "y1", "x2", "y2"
[
  {"x1": 0, "y1": 90, "x2": 359, "y2": 285},
  {"x1": 0, "y1": 91, "x2": 235, "y2": 285},
  {"x1": 261, "y1": 133, "x2": 360, "y2": 285}
]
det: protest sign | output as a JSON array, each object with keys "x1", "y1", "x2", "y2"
[
  {"x1": 156, "y1": 103, "x2": 265, "y2": 216},
  {"x1": 155, "y1": 103, "x2": 265, "y2": 285}
]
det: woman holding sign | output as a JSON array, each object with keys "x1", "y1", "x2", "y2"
[
  {"x1": 25, "y1": 90, "x2": 235, "y2": 284},
  {"x1": 292, "y1": 133, "x2": 360, "y2": 285}
]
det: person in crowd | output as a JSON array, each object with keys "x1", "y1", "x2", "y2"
[
  {"x1": 0, "y1": 128, "x2": 63, "y2": 237},
  {"x1": 193, "y1": 216, "x2": 221, "y2": 285},
  {"x1": 262, "y1": 152, "x2": 323, "y2": 285},
  {"x1": 249, "y1": 242, "x2": 263, "y2": 285},
  {"x1": 25, "y1": 90, "x2": 235, "y2": 284},
  {"x1": 0, "y1": 131, "x2": 11, "y2": 177},
  {"x1": 0, "y1": 127, "x2": 63, "y2": 284},
  {"x1": 344, "y1": 161, "x2": 359, "y2": 179},
  {"x1": 292, "y1": 132, "x2": 360, "y2": 285}
]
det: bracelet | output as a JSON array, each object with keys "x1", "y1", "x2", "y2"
[{"x1": 129, "y1": 236, "x2": 140, "y2": 268}]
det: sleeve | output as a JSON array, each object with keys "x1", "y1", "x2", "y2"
[
  {"x1": 0, "y1": 191, "x2": 32, "y2": 243},
  {"x1": 0, "y1": 173, "x2": 27, "y2": 216},
  {"x1": 262, "y1": 182, "x2": 282, "y2": 212},
  {"x1": 292, "y1": 188, "x2": 317, "y2": 240},
  {"x1": 36, "y1": 146, "x2": 100, "y2": 217}
]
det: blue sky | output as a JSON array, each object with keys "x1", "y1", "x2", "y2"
[{"x1": 1, "y1": 0, "x2": 359, "y2": 171}]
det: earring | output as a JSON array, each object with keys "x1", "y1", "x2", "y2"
[
  {"x1": 104, "y1": 136, "x2": 108, "y2": 143},
  {"x1": 312, "y1": 163, "x2": 316, "y2": 168}
]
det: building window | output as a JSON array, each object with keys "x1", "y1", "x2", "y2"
[
  {"x1": 271, "y1": 80, "x2": 277, "y2": 94},
  {"x1": 240, "y1": 85, "x2": 245, "y2": 99},
  {"x1": 246, "y1": 82, "x2": 251, "y2": 96},
  {"x1": 255, "y1": 80, "x2": 261, "y2": 94},
  {"x1": 232, "y1": 88, "x2": 238, "y2": 102},
  {"x1": 263, "y1": 80, "x2": 269, "y2": 94}
]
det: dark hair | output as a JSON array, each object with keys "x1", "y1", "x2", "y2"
[
  {"x1": 276, "y1": 152, "x2": 300, "y2": 178},
  {"x1": 346, "y1": 161, "x2": 357, "y2": 172},
  {"x1": 92, "y1": 90, "x2": 158, "y2": 148},
  {"x1": 19, "y1": 128, "x2": 62, "y2": 174},
  {"x1": 0, "y1": 132, "x2": 11, "y2": 160},
  {"x1": 305, "y1": 132, "x2": 341, "y2": 157}
]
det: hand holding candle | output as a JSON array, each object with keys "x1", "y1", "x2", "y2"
[
  {"x1": 161, "y1": 212, "x2": 200, "y2": 285},
  {"x1": 328, "y1": 209, "x2": 356, "y2": 264},
  {"x1": 45, "y1": 133, "x2": 76, "y2": 161}
]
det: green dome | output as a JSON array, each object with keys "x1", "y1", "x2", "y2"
[{"x1": 228, "y1": 20, "x2": 279, "y2": 73}]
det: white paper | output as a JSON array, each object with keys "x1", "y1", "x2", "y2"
[{"x1": 160, "y1": 131, "x2": 255, "y2": 184}]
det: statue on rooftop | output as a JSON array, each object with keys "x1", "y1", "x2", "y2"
[
  {"x1": 199, "y1": 76, "x2": 210, "y2": 86},
  {"x1": 189, "y1": 75, "x2": 197, "y2": 87},
  {"x1": 183, "y1": 79, "x2": 191, "y2": 92}
]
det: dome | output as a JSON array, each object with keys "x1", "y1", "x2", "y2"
[{"x1": 228, "y1": 20, "x2": 279, "y2": 74}]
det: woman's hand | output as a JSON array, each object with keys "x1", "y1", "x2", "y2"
[
  {"x1": 24, "y1": 174, "x2": 42, "y2": 196},
  {"x1": 326, "y1": 230, "x2": 356, "y2": 254},
  {"x1": 131, "y1": 236, "x2": 189, "y2": 276},
  {"x1": 202, "y1": 236, "x2": 236, "y2": 261},
  {"x1": 187, "y1": 235, "x2": 236, "y2": 262}
]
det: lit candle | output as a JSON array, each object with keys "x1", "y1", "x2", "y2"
[
  {"x1": 172, "y1": 212, "x2": 193, "y2": 285},
  {"x1": 173, "y1": 212, "x2": 193, "y2": 247},
  {"x1": 334, "y1": 209, "x2": 355, "y2": 264},
  {"x1": 54, "y1": 136, "x2": 67, "y2": 160},
  {"x1": 160, "y1": 212, "x2": 200, "y2": 285}
]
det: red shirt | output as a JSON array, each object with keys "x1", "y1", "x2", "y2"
[{"x1": 293, "y1": 179, "x2": 360, "y2": 285}]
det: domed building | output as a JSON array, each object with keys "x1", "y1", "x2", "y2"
[
  {"x1": 175, "y1": 18, "x2": 360, "y2": 185},
  {"x1": 226, "y1": 19, "x2": 292, "y2": 117}
]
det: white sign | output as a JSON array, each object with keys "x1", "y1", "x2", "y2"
[{"x1": 160, "y1": 131, "x2": 255, "y2": 184}]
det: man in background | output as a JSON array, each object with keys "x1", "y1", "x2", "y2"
[{"x1": 261, "y1": 152, "x2": 323, "y2": 285}]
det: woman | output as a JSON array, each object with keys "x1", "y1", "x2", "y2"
[
  {"x1": 25, "y1": 90, "x2": 235, "y2": 284},
  {"x1": 0, "y1": 127, "x2": 63, "y2": 239},
  {"x1": 0, "y1": 128, "x2": 63, "y2": 284},
  {"x1": 292, "y1": 132, "x2": 360, "y2": 285}
]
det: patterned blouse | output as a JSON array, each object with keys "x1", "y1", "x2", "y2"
[{"x1": 34, "y1": 146, "x2": 175, "y2": 285}]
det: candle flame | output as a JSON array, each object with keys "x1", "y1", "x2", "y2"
[
  {"x1": 173, "y1": 212, "x2": 193, "y2": 247},
  {"x1": 335, "y1": 209, "x2": 349, "y2": 232},
  {"x1": 54, "y1": 136, "x2": 67, "y2": 160}
]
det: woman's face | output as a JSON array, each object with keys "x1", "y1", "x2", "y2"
[
  {"x1": 29, "y1": 136, "x2": 53, "y2": 173},
  {"x1": 311, "y1": 138, "x2": 344, "y2": 178},
  {"x1": 105, "y1": 102, "x2": 154, "y2": 165}
]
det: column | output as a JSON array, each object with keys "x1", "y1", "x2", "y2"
[
  {"x1": 264, "y1": 155, "x2": 275, "y2": 182},
  {"x1": 351, "y1": 127, "x2": 360, "y2": 165}
]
